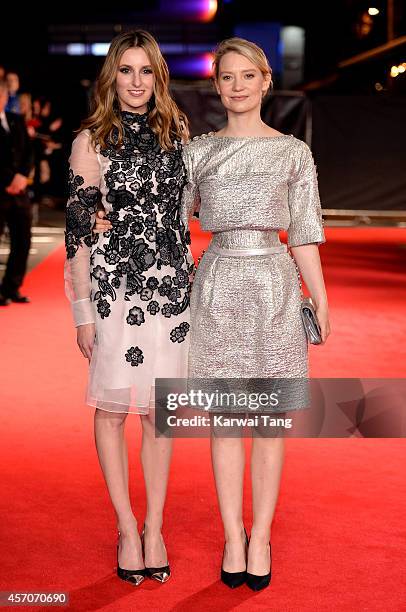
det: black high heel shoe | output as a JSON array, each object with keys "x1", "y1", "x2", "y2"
[
  {"x1": 221, "y1": 527, "x2": 249, "y2": 589},
  {"x1": 141, "y1": 525, "x2": 171, "y2": 583},
  {"x1": 116, "y1": 531, "x2": 147, "y2": 586},
  {"x1": 246, "y1": 541, "x2": 272, "y2": 591}
]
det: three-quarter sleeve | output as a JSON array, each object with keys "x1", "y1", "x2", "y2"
[
  {"x1": 287, "y1": 141, "x2": 325, "y2": 247},
  {"x1": 180, "y1": 144, "x2": 200, "y2": 228},
  {"x1": 64, "y1": 130, "x2": 102, "y2": 327}
]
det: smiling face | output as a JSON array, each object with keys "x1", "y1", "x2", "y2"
[
  {"x1": 115, "y1": 46, "x2": 155, "y2": 114},
  {"x1": 215, "y1": 51, "x2": 271, "y2": 115}
]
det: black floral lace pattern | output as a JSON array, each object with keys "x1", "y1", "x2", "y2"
[
  {"x1": 65, "y1": 172, "x2": 100, "y2": 259},
  {"x1": 170, "y1": 322, "x2": 190, "y2": 343},
  {"x1": 65, "y1": 110, "x2": 193, "y2": 369},
  {"x1": 125, "y1": 346, "x2": 144, "y2": 367}
]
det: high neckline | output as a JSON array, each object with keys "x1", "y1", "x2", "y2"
[{"x1": 120, "y1": 109, "x2": 149, "y2": 126}]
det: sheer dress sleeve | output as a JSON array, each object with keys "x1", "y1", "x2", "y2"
[{"x1": 64, "y1": 130, "x2": 102, "y2": 327}]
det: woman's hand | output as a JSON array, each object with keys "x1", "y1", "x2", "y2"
[
  {"x1": 315, "y1": 302, "x2": 331, "y2": 344},
  {"x1": 94, "y1": 210, "x2": 112, "y2": 233},
  {"x1": 290, "y1": 244, "x2": 331, "y2": 345},
  {"x1": 77, "y1": 323, "x2": 96, "y2": 360}
]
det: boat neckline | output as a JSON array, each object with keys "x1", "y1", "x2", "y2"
[{"x1": 209, "y1": 132, "x2": 293, "y2": 140}]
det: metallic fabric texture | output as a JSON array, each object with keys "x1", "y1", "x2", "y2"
[{"x1": 181, "y1": 133, "x2": 325, "y2": 382}]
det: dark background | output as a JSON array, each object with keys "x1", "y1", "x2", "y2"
[
  {"x1": 2, "y1": 1, "x2": 406, "y2": 98},
  {"x1": 1, "y1": 0, "x2": 405, "y2": 211}
]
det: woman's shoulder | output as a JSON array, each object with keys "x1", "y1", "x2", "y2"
[
  {"x1": 288, "y1": 137, "x2": 314, "y2": 162},
  {"x1": 71, "y1": 128, "x2": 94, "y2": 148},
  {"x1": 181, "y1": 131, "x2": 311, "y2": 162},
  {"x1": 271, "y1": 134, "x2": 313, "y2": 160},
  {"x1": 290, "y1": 135, "x2": 310, "y2": 150},
  {"x1": 183, "y1": 131, "x2": 216, "y2": 148},
  {"x1": 191, "y1": 131, "x2": 216, "y2": 141},
  {"x1": 70, "y1": 129, "x2": 99, "y2": 159}
]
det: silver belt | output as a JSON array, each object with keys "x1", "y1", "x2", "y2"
[{"x1": 209, "y1": 244, "x2": 287, "y2": 257}]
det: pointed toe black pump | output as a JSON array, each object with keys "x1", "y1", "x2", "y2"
[{"x1": 221, "y1": 527, "x2": 249, "y2": 589}]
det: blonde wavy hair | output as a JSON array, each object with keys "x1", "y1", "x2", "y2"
[
  {"x1": 212, "y1": 37, "x2": 273, "y2": 97},
  {"x1": 80, "y1": 30, "x2": 189, "y2": 150}
]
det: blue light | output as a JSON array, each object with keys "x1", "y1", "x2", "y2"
[
  {"x1": 67, "y1": 44, "x2": 86, "y2": 56},
  {"x1": 91, "y1": 43, "x2": 111, "y2": 56}
]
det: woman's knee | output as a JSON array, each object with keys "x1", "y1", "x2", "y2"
[
  {"x1": 94, "y1": 408, "x2": 128, "y2": 428},
  {"x1": 140, "y1": 410, "x2": 156, "y2": 432}
]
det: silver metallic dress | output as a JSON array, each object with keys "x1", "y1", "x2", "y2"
[{"x1": 181, "y1": 133, "x2": 325, "y2": 382}]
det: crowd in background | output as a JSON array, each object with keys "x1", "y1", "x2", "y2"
[
  {"x1": 0, "y1": 64, "x2": 67, "y2": 205},
  {"x1": 0, "y1": 63, "x2": 72, "y2": 306}
]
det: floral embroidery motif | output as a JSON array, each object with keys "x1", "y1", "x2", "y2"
[
  {"x1": 65, "y1": 110, "x2": 193, "y2": 369},
  {"x1": 170, "y1": 322, "x2": 190, "y2": 343},
  {"x1": 65, "y1": 172, "x2": 100, "y2": 259},
  {"x1": 97, "y1": 298, "x2": 111, "y2": 319},
  {"x1": 126, "y1": 306, "x2": 145, "y2": 326},
  {"x1": 125, "y1": 346, "x2": 144, "y2": 367},
  {"x1": 147, "y1": 300, "x2": 160, "y2": 315}
]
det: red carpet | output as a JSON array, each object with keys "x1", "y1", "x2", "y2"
[{"x1": 0, "y1": 226, "x2": 405, "y2": 611}]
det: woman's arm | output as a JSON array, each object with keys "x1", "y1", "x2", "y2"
[
  {"x1": 287, "y1": 141, "x2": 330, "y2": 344},
  {"x1": 290, "y1": 244, "x2": 330, "y2": 343},
  {"x1": 64, "y1": 130, "x2": 102, "y2": 359}
]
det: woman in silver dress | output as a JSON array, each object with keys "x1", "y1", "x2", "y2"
[
  {"x1": 65, "y1": 31, "x2": 194, "y2": 586},
  {"x1": 181, "y1": 38, "x2": 330, "y2": 591}
]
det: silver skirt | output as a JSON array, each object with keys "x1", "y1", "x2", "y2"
[{"x1": 189, "y1": 229, "x2": 308, "y2": 379}]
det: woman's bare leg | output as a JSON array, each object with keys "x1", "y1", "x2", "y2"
[
  {"x1": 94, "y1": 408, "x2": 144, "y2": 570},
  {"x1": 210, "y1": 433, "x2": 246, "y2": 572},
  {"x1": 248, "y1": 437, "x2": 284, "y2": 574},
  {"x1": 140, "y1": 409, "x2": 173, "y2": 567}
]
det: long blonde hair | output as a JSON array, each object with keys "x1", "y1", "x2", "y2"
[
  {"x1": 80, "y1": 30, "x2": 189, "y2": 150},
  {"x1": 212, "y1": 37, "x2": 273, "y2": 97}
]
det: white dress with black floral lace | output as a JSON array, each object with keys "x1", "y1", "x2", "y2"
[{"x1": 64, "y1": 111, "x2": 194, "y2": 413}]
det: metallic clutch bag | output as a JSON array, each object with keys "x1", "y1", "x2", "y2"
[{"x1": 300, "y1": 297, "x2": 322, "y2": 345}]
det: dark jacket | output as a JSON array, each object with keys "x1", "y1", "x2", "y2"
[{"x1": 0, "y1": 112, "x2": 34, "y2": 192}]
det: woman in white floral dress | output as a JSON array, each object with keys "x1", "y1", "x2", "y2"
[{"x1": 64, "y1": 31, "x2": 194, "y2": 585}]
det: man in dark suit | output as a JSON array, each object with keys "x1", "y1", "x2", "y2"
[{"x1": 0, "y1": 79, "x2": 34, "y2": 305}]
